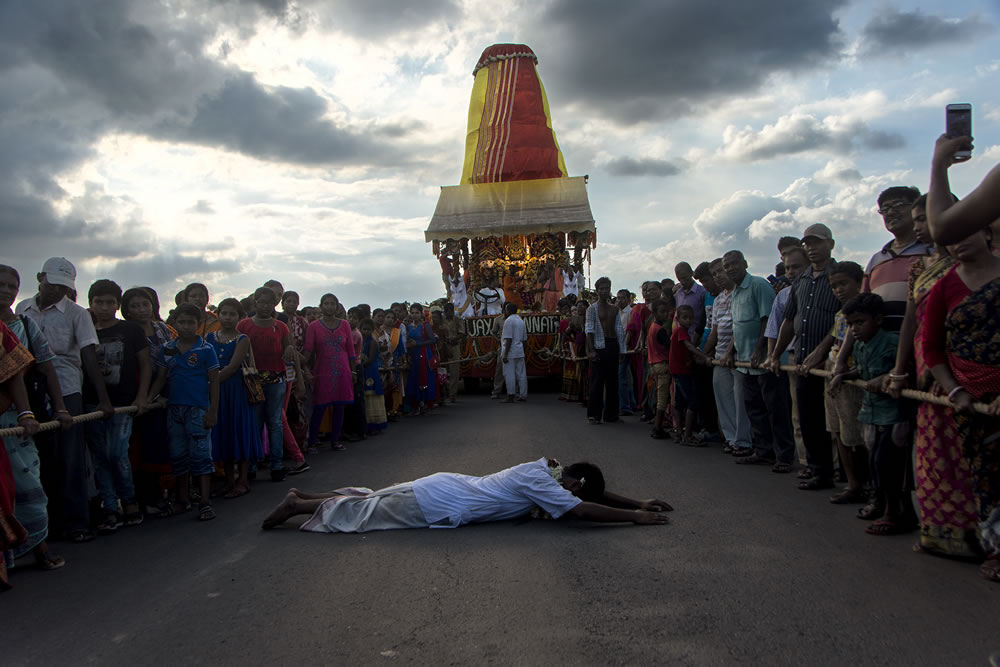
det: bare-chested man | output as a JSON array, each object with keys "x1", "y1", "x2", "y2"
[{"x1": 584, "y1": 276, "x2": 626, "y2": 424}]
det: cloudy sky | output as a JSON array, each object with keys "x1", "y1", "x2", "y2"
[{"x1": 3, "y1": 0, "x2": 999, "y2": 310}]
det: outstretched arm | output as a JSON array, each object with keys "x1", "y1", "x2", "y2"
[
  {"x1": 600, "y1": 490, "x2": 673, "y2": 512},
  {"x1": 567, "y1": 501, "x2": 669, "y2": 525}
]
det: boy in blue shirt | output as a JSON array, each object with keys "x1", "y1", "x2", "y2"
[
  {"x1": 831, "y1": 294, "x2": 916, "y2": 536},
  {"x1": 150, "y1": 303, "x2": 220, "y2": 521}
]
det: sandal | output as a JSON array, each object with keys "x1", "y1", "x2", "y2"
[
  {"x1": 731, "y1": 447, "x2": 754, "y2": 458},
  {"x1": 96, "y1": 512, "x2": 123, "y2": 535},
  {"x1": 66, "y1": 529, "x2": 95, "y2": 543},
  {"x1": 979, "y1": 556, "x2": 1000, "y2": 583},
  {"x1": 798, "y1": 477, "x2": 834, "y2": 491},
  {"x1": 735, "y1": 454, "x2": 775, "y2": 465},
  {"x1": 172, "y1": 501, "x2": 193, "y2": 516},
  {"x1": 198, "y1": 503, "x2": 216, "y2": 521},
  {"x1": 797, "y1": 467, "x2": 815, "y2": 479},
  {"x1": 722, "y1": 445, "x2": 735, "y2": 454},
  {"x1": 224, "y1": 484, "x2": 249, "y2": 499},
  {"x1": 829, "y1": 488, "x2": 868, "y2": 505},
  {"x1": 771, "y1": 462, "x2": 793, "y2": 473},
  {"x1": 211, "y1": 484, "x2": 235, "y2": 499},
  {"x1": 856, "y1": 502, "x2": 884, "y2": 521},
  {"x1": 864, "y1": 519, "x2": 911, "y2": 536},
  {"x1": 35, "y1": 554, "x2": 66, "y2": 571}
]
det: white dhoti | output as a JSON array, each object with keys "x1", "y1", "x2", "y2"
[{"x1": 300, "y1": 484, "x2": 430, "y2": 533}]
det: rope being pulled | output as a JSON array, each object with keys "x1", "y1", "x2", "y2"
[
  {"x1": 0, "y1": 405, "x2": 143, "y2": 439},
  {"x1": 711, "y1": 359, "x2": 994, "y2": 416},
  {"x1": 3, "y1": 358, "x2": 993, "y2": 437}
]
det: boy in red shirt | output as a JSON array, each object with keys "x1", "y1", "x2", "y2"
[
  {"x1": 647, "y1": 298, "x2": 674, "y2": 440},
  {"x1": 669, "y1": 305, "x2": 712, "y2": 445}
]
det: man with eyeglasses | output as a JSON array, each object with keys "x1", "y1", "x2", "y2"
[{"x1": 862, "y1": 186, "x2": 933, "y2": 332}]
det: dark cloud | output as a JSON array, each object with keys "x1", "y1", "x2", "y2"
[
  {"x1": 190, "y1": 200, "x2": 216, "y2": 214},
  {"x1": 862, "y1": 130, "x2": 906, "y2": 151},
  {"x1": 156, "y1": 74, "x2": 403, "y2": 166},
  {"x1": 722, "y1": 114, "x2": 905, "y2": 161},
  {"x1": 858, "y1": 8, "x2": 994, "y2": 57},
  {"x1": 605, "y1": 157, "x2": 684, "y2": 177},
  {"x1": 94, "y1": 253, "x2": 244, "y2": 289},
  {"x1": 534, "y1": 0, "x2": 847, "y2": 124},
  {"x1": 312, "y1": 0, "x2": 460, "y2": 38}
]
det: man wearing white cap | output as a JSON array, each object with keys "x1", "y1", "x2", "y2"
[{"x1": 16, "y1": 257, "x2": 114, "y2": 543}]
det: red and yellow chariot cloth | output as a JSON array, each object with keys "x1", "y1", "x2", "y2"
[{"x1": 462, "y1": 44, "x2": 568, "y2": 185}]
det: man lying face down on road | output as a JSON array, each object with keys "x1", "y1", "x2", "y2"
[{"x1": 262, "y1": 458, "x2": 672, "y2": 532}]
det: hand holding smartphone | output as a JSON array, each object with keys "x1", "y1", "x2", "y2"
[{"x1": 946, "y1": 103, "x2": 973, "y2": 162}]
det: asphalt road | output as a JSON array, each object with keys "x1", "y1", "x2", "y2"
[{"x1": 5, "y1": 390, "x2": 998, "y2": 666}]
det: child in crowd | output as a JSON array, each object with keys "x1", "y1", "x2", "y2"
[
  {"x1": 831, "y1": 294, "x2": 915, "y2": 535},
  {"x1": 181, "y1": 282, "x2": 221, "y2": 337},
  {"x1": 647, "y1": 298, "x2": 673, "y2": 440},
  {"x1": 823, "y1": 261, "x2": 871, "y2": 504},
  {"x1": 237, "y1": 286, "x2": 303, "y2": 481},
  {"x1": 359, "y1": 318, "x2": 388, "y2": 434},
  {"x1": 381, "y1": 309, "x2": 406, "y2": 419},
  {"x1": 343, "y1": 307, "x2": 368, "y2": 440},
  {"x1": 405, "y1": 303, "x2": 438, "y2": 415},
  {"x1": 150, "y1": 303, "x2": 220, "y2": 522},
  {"x1": 84, "y1": 279, "x2": 152, "y2": 533},
  {"x1": 304, "y1": 294, "x2": 355, "y2": 451},
  {"x1": 121, "y1": 287, "x2": 176, "y2": 516},
  {"x1": 669, "y1": 305, "x2": 712, "y2": 445},
  {"x1": 207, "y1": 298, "x2": 263, "y2": 498}
]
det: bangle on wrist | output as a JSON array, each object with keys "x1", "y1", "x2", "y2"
[
  {"x1": 17, "y1": 411, "x2": 35, "y2": 421},
  {"x1": 56, "y1": 409, "x2": 70, "y2": 415},
  {"x1": 888, "y1": 373, "x2": 908, "y2": 380},
  {"x1": 947, "y1": 386, "x2": 966, "y2": 401}
]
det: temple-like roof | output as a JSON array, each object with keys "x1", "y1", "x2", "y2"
[{"x1": 424, "y1": 176, "x2": 596, "y2": 242}]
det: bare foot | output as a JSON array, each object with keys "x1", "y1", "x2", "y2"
[{"x1": 262, "y1": 492, "x2": 299, "y2": 530}]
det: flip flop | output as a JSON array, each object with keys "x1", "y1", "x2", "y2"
[{"x1": 35, "y1": 554, "x2": 66, "y2": 571}]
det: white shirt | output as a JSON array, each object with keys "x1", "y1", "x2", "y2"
[
  {"x1": 450, "y1": 276, "x2": 475, "y2": 319},
  {"x1": 411, "y1": 458, "x2": 581, "y2": 528},
  {"x1": 474, "y1": 287, "x2": 505, "y2": 316},
  {"x1": 501, "y1": 314, "x2": 527, "y2": 359},
  {"x1": 563, "y1": 270, "x2": 579, "y2": 297},
  {"x1": 16, "y1": 294, "x2": 99, "y2": 396}
]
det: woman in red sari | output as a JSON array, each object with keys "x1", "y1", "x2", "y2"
[
  {"x1": 887, "y1": 196, "x2": 979, "y2": 559},
  {"x1": 921, "y1": 226, "x2": 1000, "y2": 582},
  {"x1": 0, "y1": 320, "x2": 41, "y2": 590}
]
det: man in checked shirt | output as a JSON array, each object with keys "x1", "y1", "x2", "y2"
[{"x1": 765, "y1": 223, "x2": 841, "y2": 490}]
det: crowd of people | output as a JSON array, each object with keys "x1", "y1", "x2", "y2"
[{"x1": 1, "y1": 134, "x2": 998, "y2": 589}]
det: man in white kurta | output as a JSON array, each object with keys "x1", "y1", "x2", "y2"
[
  {"x1": 261, "y1": 459, "x2": 673, "y2": 532},
  {"x1": 501, "y1": 302, "x2": 528, "y2": 401}
]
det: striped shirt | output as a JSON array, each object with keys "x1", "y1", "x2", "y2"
[
  {"x1": 710, "y1": 289, "x2": 733, "y2": 360},
  {"x1": 783, "y1": 261, "x2": 840, "y2": 363},
  {"x1": 584, "y1": 302, "x2": 626, "y2": 351},
  {"x1": 863, "y1": 240, "x2": 932, "y2": 332}
]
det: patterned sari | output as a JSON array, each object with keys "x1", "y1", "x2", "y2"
[
  {"x1": 910, "y1": 256, "x2": 980, "y2": 558},
  {"x1": 946, "y1": 277, "x2": 1000, "y2": 556}
]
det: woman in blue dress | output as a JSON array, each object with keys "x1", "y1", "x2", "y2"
[
  {"x1": 405, "y1": 304, "x2": 438, "y2": 415},
  {"x1": 207, "y1": 298, "x2": 263, "y2": 498}
]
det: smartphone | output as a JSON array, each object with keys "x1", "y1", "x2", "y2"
[{"x1": 946, "y1": 103, "x2": 972, "y2": 161}]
